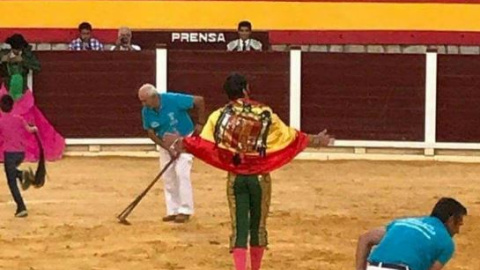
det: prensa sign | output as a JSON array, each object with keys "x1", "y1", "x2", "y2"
[
  {"x1": 133, "y1": 30, "x2": 269, "y2": 50},
  {"x1": 171, "y1": 32, "x2": 227, "y2": 43}
]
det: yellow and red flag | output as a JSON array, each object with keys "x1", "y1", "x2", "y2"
[{"x1": 183, "y1": 99, "x2": 308, "y2": 174}]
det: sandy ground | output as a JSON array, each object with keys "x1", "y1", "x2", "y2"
[{"x1": 0, "y1": 157, "x2": 479, "y2": 270}]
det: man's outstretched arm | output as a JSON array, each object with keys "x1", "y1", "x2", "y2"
[{"x1": 355, "y1": 227, "x2": 385, "y2": 270}]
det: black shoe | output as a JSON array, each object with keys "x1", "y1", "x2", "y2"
[
  {"x1": 15, "y1": 209, "x2": 28, "y2": 218},
  {"x1": 20, "y1": 170, "x2": 33, "y2": 191},
  {"x1": 174, "y1": 214, "x2": 190, "y2": 223},
  {"x1": 162, "y1": 215, "x2": 177, "y2": 222}
]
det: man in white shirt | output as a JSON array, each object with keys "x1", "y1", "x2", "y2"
[
  {"x1": 227, "y1": 21, "x2": 262, "y2": 52},
  {"x1": 111, "y1": 27, "x2": 141, "y2": 51}
]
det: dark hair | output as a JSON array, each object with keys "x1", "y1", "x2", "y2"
[
  {"x1": 5, "y1": 34, "x2": 29, "y2": 50},
  {"x1": 431, "y1": 197, "x2": 467, "y2": 223},
  {"x1": 238, "y1": 21, "x2": 252, "y2": 31},
  {"x1": 78, "y1": 22, "x2": 93, "y2": 32},
  {"x1": 0, "y1": 95, "x2": 14, "y2": 113},
  {"x1": 223, "y1": 73, "x2": 247, "y2": 100}
]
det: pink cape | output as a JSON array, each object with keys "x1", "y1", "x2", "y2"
[{"x1": 0, "y1": 85, "x2": 65, "y2": 162}]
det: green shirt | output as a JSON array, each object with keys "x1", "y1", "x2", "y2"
[{"x1": 0, "y1": 46, "x2": 41, "y2": 93}]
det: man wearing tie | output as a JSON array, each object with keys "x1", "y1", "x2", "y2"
[{"x1": 227, "y1": 21, "x2": 263, "y2": 52}]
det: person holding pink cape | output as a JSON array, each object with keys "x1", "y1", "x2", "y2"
[{"x1": 0, "y1": 34, "x2": 64, "y2": 162}]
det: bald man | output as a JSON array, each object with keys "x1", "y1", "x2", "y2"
[
  {"x1": 138, "y1": 84, "x2": 205, "y2": 223},
  {"x1": 111, "y1": 27, "x2": 141, "y2": 51}
]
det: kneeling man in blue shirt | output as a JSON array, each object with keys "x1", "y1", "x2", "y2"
[{"x1": 356, "y1": 197, "x2": 467, "y2": 270}]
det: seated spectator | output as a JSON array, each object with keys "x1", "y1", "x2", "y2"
[
  {"x1": 111, "y1": 27, "x2": 141, "y2": 51},
  {"x1": 69, "y1": 22, "x2": 104, "y2": 51},
  {"x1": 227, "y1": 21, "x2": 262, "y2": 52},
  {"x1": 0, "y1": 34, "x2": 40, "y2": 100}
]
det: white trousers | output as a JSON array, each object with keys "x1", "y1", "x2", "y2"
[{"x1": 159, "y1": 148, "x2": 194, "y2": 215}]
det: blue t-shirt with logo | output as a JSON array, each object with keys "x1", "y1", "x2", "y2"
[
  {"x1": 142, "y1": 92, "x2": 194, "y2": 138},
  {"x1": 369, "y1": 216, "x2": 455, "y2": 270}
]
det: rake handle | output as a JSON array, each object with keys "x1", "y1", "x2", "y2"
[{"x1": 117, "y1": 157, "x2": 176, "y2": 221}]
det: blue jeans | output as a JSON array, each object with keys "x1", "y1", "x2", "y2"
[{"x1": 4, "y1": 152, "x2": 26, "y2": 212}]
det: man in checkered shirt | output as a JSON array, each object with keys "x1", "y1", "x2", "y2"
[{"x1": 69, "y1": 22, "x2": 104, "y2": 51}]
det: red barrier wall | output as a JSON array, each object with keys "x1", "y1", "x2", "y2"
[
  {"x1": 30, "y1": 50, "x2": 476, "y2": 144},
  {"x1": 437, "y1": 55, "x2": 480, "y2": 142},
  {"x1": 33, "y1": 51, "x2": 156, "y2": 138},
  {"x1": 301, "y1": 53, "x2": 425, "y2": 141}
]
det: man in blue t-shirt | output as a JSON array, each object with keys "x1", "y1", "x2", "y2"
[
  {"x1": 356, "y1": 197, "x2": 467, "y2": 270},
  {"x1": 138, "y1": 83, "x2": 205, "y2": 223}
]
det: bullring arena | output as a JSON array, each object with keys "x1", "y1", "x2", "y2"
[
  {"x1": 0, "y1": 156, "x2": 479, "y2": 270},
  {"x1": 2, "y1": 0, "x2": 480, "y2": 270}
]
